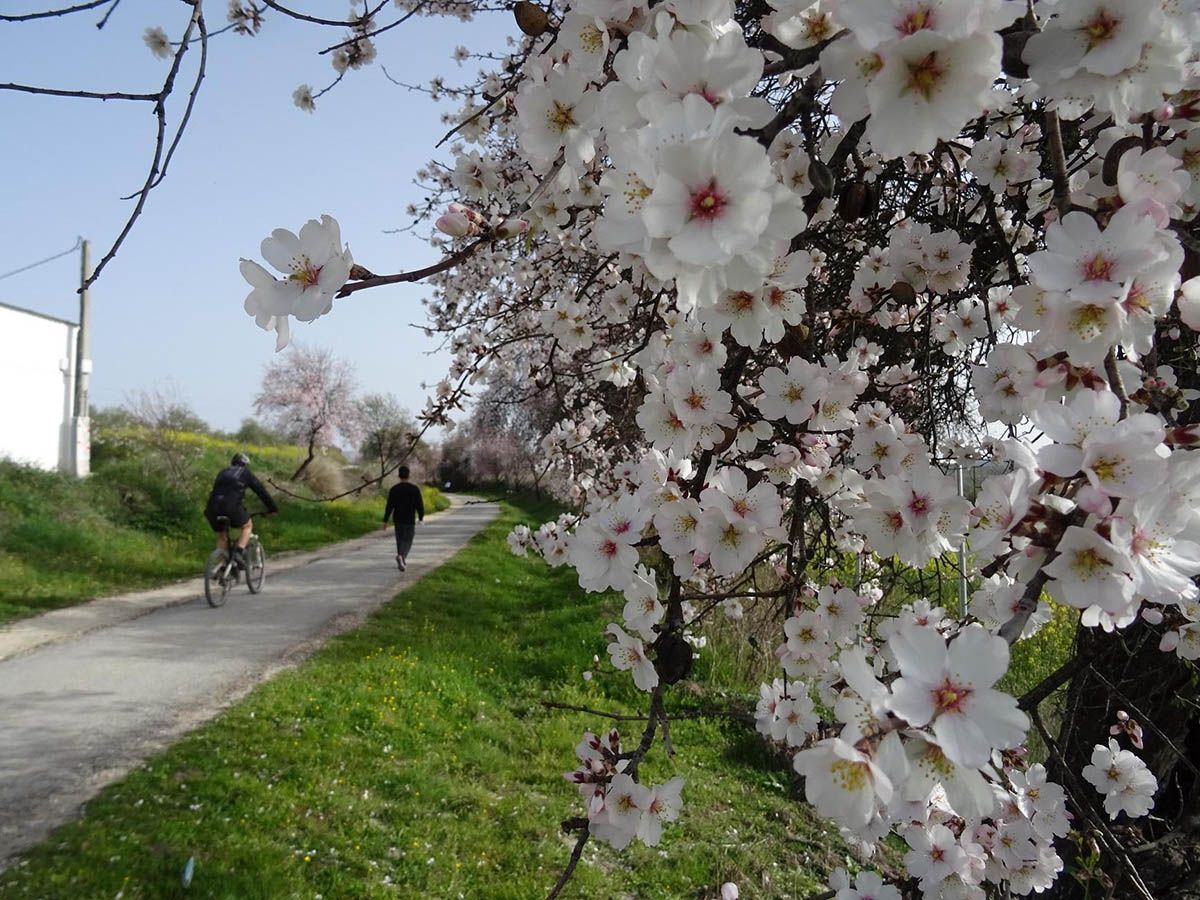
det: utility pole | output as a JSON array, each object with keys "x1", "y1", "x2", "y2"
[
  {"x1": 71, "y1": 239, "x2": 92, "y2": 477},
  {"x1": 74, "y1": 239, "x2": 91, "y2": 418}
]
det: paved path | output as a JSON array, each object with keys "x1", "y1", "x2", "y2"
[{"x1": 0, "y1": 497, "x2": 498, "y2": 864}]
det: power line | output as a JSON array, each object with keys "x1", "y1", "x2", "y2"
[{"x1": 0, "y1": 237, "x2": 83, "y2": 283}]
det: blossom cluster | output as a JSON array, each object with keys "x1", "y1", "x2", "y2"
[{"x1": 237, "y1": 0, "x2": 1200, "y2": 892}]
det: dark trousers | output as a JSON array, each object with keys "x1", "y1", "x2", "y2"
[{"x1": 394, "y1": 522, "x2": 416, "y2": 558}]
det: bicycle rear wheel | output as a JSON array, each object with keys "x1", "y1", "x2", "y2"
[
  {"x1": 245, "y1": 538, "x2": 266, "y2": 594},
  {"x1": 204, "y1": 548, "x2": 232, "y2": 607}
]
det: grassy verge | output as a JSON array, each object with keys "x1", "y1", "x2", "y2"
[
  {"x1": 0, "y1": 456, "x2": 449, "y2": 625},
  {"x1": 0, "y1": 498, "x2": 843, "y2": 899}
]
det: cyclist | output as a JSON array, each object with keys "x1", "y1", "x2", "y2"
[{"x1": 205, "y1": 452, "x2": 278, "y2": 566}]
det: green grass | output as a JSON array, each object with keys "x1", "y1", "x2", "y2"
[
  {"x1": 0, "y1": 441, "x2": 449, "y2": 624},
  {"x1": 0, "y1": 499, "x2": 849, "y2": 900}
]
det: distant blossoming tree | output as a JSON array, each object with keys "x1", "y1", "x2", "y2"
[{"x1": 253, "y1": 344, "x2": 361, "y2": 482}]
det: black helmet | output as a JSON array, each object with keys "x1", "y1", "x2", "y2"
[{"x1": 231, "y1": 452, "x2": 250, "y2": 466}]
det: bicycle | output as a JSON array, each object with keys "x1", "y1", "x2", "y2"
[{"x1": 204, "y1": 514, "x2": 267, "y2": 607}]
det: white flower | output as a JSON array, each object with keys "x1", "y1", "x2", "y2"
[
  {"x1": 592, "y1": 772, "x2": 647, "y2": 849},
  {"x1": 771, "y1": 690, "x2": 819, "y2": 747},
  {"x1": 1081, "y1": 739, "x2": 1158, "y2": 819},
  {"x1": 757, "y1": 358, "x2": 827, "y2": 424},
  {"x1": 837, "y1": 0, "x2": 1021, "y2": 49},
  {"x1": 888, "y1": 623, "x2": 1028, "y2": 768},
  {"x1": 240, "y1": 214, "x2": 353, "y2": 351},
  {"x1": 637, "y1": 776, "x2": 684, "y2": 846},
  {"x1": 507, "y1": 525, "x2": 531, "y2": 556},
  {"x1": 515, "y1": 67, "x2": 598, "y2": 170},
  {"x1": 903, "y1": 823, "x2": 970, "y2": 893},
  {"x1": 569, "y1": 519, "x2": 639, "y2": 592},
  {"x1": 793, "y1": 737, "x2": 895, "y2": 828},
  {"x1": 292, "y1": 84, "x2": 315, "y2": 113},
  {"x1": 144, "y1": 26, "x2": 171, "y2": 59},
  {"x1": 832, "y1": 867, "x2": 902, "y2": 900},
  {"x1": 622, "y1": 564, "x2": 665, "y2": 639},
  {"x1": 642, "y1": 124, "x2": 776, "y2": 267},
  {"x1": 864, "y1": 32, "x2": 1001, "y2": 158},
  {"x1": 605, "y1": 623, "x2": 659, "y2": 691},
  {"x1": 1117, "y1": 147, "x2": 1191, "y2": 226},
  {"x1": 1044, "y1": 526, "x2": 1135, "y2": 616}
]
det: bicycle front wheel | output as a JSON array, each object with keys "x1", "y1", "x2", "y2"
[
  {"x1": 204, "y1": 548, "x2": 232, "y2": 608},
  {"x1": 245, "y1": 539, "x2": 266, "y2": 594}
]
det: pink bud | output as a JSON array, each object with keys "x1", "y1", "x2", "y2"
[
  {"x1": 1033, "y1": 363, "x2": 1069, "y2": 389},
  {"x1": 447, "y1": 201, "x2": 485, "y2": 224},
  {"x1": 1153, "y1": 103, "x2": 1176, "y2": 122},
  {"x1": 494, "y1": 217, "x2": 530, "y2": 239},
  {"x1": 1141, "y1": 607, "x2": 1164, "y2": 625},
  {"x1": 435, "y1": 212, "x2": 475, "y2": 237},
  {"x1": 1160, "y1": 630, "x2": 1181, "y2": 652}
]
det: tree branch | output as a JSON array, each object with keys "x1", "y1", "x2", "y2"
[
  {"x1": 0, "y1": 0, "x2": 111, "y2": 22},
  {"x1": 0, "y1": 83, "x2": 156, "y2": 102}
]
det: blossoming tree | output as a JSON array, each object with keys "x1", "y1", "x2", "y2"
[{"x1": 13, "y1": 0, "x2": 1200, "y2": 897}]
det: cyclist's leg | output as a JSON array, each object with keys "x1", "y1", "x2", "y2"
[{"x1": 236, "y1": 520, "x2": 253, "y2": 550}]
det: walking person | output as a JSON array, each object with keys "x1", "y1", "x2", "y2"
[{"x1": 382, "y1": 466, "x2": 424, "y2": 571}]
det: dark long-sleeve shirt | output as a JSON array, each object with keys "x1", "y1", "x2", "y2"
[
  {"x1": 208, "y1": 464, "x2": 278, "y2": 513},
  {"x1": 384, "y1": 481, "x2": 425, "y2": 525}
]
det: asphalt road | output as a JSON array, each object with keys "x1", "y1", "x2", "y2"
[{"x1": 0, "y1": 497, "x2": 498, "y2": 864}]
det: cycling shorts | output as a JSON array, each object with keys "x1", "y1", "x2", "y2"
[{"x1": 205, "y1": 496, "x2": 251, "y2": 531}]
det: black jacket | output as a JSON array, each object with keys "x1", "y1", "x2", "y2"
[
  {"x1": 384, "y1": 481, "x2": 425, "y2": 525},
  {"x1": 207, "y1": 464, "x2": 278, "y2": 513}
]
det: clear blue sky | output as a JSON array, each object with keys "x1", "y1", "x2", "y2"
[{"x1": 1, "y1": 2, "x2": 508, "y2": 436}]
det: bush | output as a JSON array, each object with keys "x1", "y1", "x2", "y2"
[{"x1": 299, "y1": 454, "x2": 346, "y2": 498}]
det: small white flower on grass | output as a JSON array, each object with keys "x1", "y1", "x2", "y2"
[
  {"x1": 144, "y1": 26, "x2": 171, "y2": 59},
  {"x1": 606, "y1": 623, "x2": 659, "y2": 691}
]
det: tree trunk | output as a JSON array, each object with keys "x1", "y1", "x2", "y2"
[
  {"x1": 1047, "y1": 619, "x2": 1200, "y2": 898},
  {"x1": 290, "y1": 435, "x2": 317, "y2": 482}
]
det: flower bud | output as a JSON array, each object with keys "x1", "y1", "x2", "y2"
[
  {"x1": 435, "y1": 212, "x2": 476, "y2": 237},
  {"x1": 494, "y1": 217, "x2": 531, "y2": 239}
]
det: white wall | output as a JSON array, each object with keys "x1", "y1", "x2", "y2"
[{"x1": 0, "y1": 304, "x2": 78, "y2": 472}]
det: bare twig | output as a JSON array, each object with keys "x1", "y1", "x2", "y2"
[
  {"x1": 84, "y1": 3, "x2": 202, "y2": 290},
  {"x1": 94, "y1": 0, "x2": 119, "y2": 28},
  {"x1": 0, "y1": 83, "x2": 156, "y2": 102},
  {"x1": 0, "y1": 0, "x2": 111, "y2": 22},
  {"x1": 318, "y1": 1, "x2": 426, "y2": 55},
  {"x1": 335, "y1": 237, "x2": 488, "y2": 298},
  {"x1": 545, "y1": 829, "x2": 589, "y2": 900},
  {"x1": 258, "y1": 0, "x2": 386, "y2": 27}
]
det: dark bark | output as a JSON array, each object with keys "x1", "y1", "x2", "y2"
[
  {"x1": 290, "y1": 434, "x2": 318, "y2": 482},
  {"x1": 1047, "y1": 619, "x2": 1200, "y2": 899}
]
